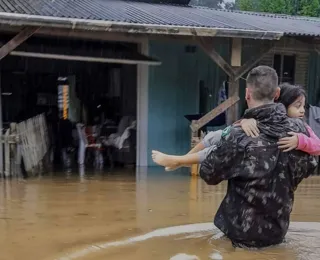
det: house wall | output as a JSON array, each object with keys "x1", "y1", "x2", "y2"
[
  {"x1": 147, "y1": 38, "x2": 230, "y2": 166},
  {"x1": 238, "y1": 37, "x2": 312, "y2": 114},
  {"x1": 307, "y1": 51, "x2": 320, "y2": 106},
  {"x1": 259, "y1": 37, "x2": 310, "y2": 87},
  {"x1": 144, "y1": 36, "x2": 315, "y2": 166}
]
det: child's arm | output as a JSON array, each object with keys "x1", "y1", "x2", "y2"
[
  {"x1": 196, "y1": 120, "x2": 259, "y2": 163},
  {"x1": 278, "y1": 126, "x2": 320, "y2": 155},
  {"x1": 198, "y1": 119, "x2": 258, "y2": 162},
  {"x1": 189, "y1": 119, "x2": 259, "y2": 155},
  {"x1": 297, "y1": 126, "x2": 320, "y2": 155},
  {"x1": 201, "y1": 118, "x2": 259, "y2": 148},
  {"x1": 238, "y1": 118, "x2": 259, "y2": 137}
]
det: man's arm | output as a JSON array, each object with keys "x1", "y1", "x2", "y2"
[{"x1": 199, "y1": 126, "x2": 244, "y2": 185}]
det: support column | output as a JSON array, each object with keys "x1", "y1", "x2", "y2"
[
  {"x1": 0, "y1": 72, "x2": 2, "y2": 177},
  {"x1": 227, "y1": 38, "x2": 242, "y2": 125},
  {"x1": 136, "y1": 39, "x2": 149, "y2": 166}
]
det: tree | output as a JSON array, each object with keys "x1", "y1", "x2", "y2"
[
  {"x1": 298, "y1": 0, "x2": 320, "y2": 16},
  {"x1": 259, "y1": 0, "x2": 293, "y2": 14},
  {"x1": 238, "y1": 0, "x2": 320, "y2": 17},
  {"x1": 237, "y1": 0, "x2": 256, "y2": 11}
]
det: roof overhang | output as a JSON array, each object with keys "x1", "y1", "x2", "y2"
[
  {"x1": 0, "y1": 35, "x2": 161, "y2": 65},
  {"x1": 0, "y1": 12, "x2": 283, "y2": 40},
  {"x1": 9, "y1": 50, "x2": 161, "y2": 65}
]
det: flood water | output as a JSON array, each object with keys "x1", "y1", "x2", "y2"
[{"x1": 1, "y1": 168, "x2": 320, "y2": 260}]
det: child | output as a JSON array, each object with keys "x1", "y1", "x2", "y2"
[
  {"x1": 152, "y1": 83, "x2": 320, "y2": 169},
  {"x1": 151, "y1": 120, "x2": 258, "y2": 170},
  {"x1": 276, "y1": 83, "x2": 320, "y2": 154}
]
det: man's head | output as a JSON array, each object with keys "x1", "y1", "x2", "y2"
[{"x1": 245, "y1": 66, "x2": 280, "y2": 108}]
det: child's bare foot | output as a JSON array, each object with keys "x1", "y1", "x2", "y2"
[
  {"x1": 165, "y1": 165, "x2": 180, "y2": 172},
  {"x1": 152, "y1": 150, "x2": 179, "y2": 168}
]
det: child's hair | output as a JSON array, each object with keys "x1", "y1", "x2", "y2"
[{"x1": 277, "y1": 83, "x2": 306, "y2": 109}]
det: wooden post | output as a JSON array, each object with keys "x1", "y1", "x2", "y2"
[
  {"x1": 189, "y1": 176, "x2": 198, "y2": 222},
  {"x1": 4, "y1": 129, "x2": 10, "y2": 177},
  {"x1": 190, "y1": 96, "x2": 240, "y2": 132},
  {"x1": 0, "y1": 72, "x2": 2, "y2": 178},
  {"x1": 10, "y1": 123, "x2": 20, "y2": 178},
  {"x1": 231, "y1": 38, "x2": 242, "y2": 67},
  {"x1": 189, "y1": 97, "x2": 239, "y2": 176},
  {"x1": 227, "y1": 38, "x2": 242, "y2": 125},
  {"x1": 233, "y1": 43, "x2": 274, "y2": 81},
  {"x1": 190, "y1": 122, "x2": 199, "y2": 176},
  {"x1": 197, "y1": 38, "x2": 235, "y2": 78}
]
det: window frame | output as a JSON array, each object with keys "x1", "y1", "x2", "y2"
[{"x1": 272, "y1": 53, "x2": 296, "y2": 84}]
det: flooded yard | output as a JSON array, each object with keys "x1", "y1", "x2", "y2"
[{"x1": 0, "y1": 168, "x2": 320, "y2": 260}]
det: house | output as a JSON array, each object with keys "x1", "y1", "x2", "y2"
[{"x1": 0, "y1": 0, "x2": 319, "y2": 167}]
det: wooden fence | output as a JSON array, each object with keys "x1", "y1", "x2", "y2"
[{"x1": 0, "y1": 114, "x2": 50, "y2": 177}]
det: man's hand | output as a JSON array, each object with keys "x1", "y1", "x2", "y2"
[
  {"x1": 277, "y1": 132, "x2": 299, "y2": 152},
  {"x1": 238, "y1": 119, "x2": 259, "y2": 138}
]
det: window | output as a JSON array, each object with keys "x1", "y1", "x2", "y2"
[{"x1": 273, "y1": 54, "x2": 296, "y2": 84}]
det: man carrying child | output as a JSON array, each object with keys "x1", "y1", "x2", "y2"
[
  {"x1": 200, "y1": 66, "x2": 317, "y2": 248},
  {"x1": 153, "y1": 65, "x2": 318, "y2": 248}
]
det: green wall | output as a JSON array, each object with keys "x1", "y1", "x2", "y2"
[
  {"x1": 147, "y1": 39, "x2": 230, "y2": 166},
  {"x1": 307, "y1": 51, "x2": 320, "y2": 106}
]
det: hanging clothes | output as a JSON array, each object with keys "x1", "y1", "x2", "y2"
[{"x1": 217, "y1": 81, "x2": 228, "y2": 105}]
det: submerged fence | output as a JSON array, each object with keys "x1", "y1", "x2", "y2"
[{"x1": 0, "y1": 114, "x2": 50, "y2": 177}]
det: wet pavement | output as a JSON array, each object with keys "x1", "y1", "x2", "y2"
[{"x1": 0, "y1": 167, "x2": 320, "y2": 260}]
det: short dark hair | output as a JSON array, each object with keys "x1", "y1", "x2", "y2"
[
  {"x1": 246, "y1": 66, "x2": 278, "y2": 102},
  {"x1": 277, "y1": 83, "x2": 306, "y2": 108}
]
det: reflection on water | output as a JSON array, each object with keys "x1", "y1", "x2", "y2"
[{"x1": 0, "y1": 168, "x2": 319, "y2": 260}]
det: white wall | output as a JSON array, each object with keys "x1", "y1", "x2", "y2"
[{"x1": 136, "y1": 39, "x2": 149, "y2": 167}]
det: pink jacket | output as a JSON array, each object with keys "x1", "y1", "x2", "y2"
[{"x1": 297, "y1": 125, "x2": 320, "y2": 155}]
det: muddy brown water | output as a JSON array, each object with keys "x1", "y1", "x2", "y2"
[{"x1": 0, "y1": 168, "x2": 320, "y2": 260}]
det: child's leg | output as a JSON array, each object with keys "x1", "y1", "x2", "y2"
[
  {"x1": 152, "y1": 150, "x2": 201, "y2": 168},
  {"x1": 153, "y1": 144, "x2": 217, "y2": 171},
  {"x1": 164, "y1": 142, "x2": 205, "y2": 171},
  {"x1": 183, "y1": 130, "x2": 222, "y2": 156},
  {"x1": 165, "y1": 130, "x2": 222, "y2": 171},
  {"x1": 152, "y1": 129, "x2": 223, "y2": 170}
]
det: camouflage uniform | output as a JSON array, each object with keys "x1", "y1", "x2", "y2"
[{"x1": 199, "y1": 103, "x2": 318, "y2": 248}]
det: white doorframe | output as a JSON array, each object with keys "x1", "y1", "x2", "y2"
[{"x1": 136, "y1": 39, "x2": 149, "y2": 166}]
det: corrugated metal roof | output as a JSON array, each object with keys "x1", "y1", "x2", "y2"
[{"x1": 0, "y1": 0, "x2": 319, "y2": 37}]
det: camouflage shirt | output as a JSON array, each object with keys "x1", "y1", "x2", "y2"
[{"x1": 199, "y1": 103, "x2": 318, "y2": 248}]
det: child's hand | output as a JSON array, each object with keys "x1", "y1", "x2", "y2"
[
  {"x1": 277, "y1": 132, "x2": 299, "y2": 152},
  {"x1": 240, "y1": 119, "x2": 259, "y2": 137}
]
